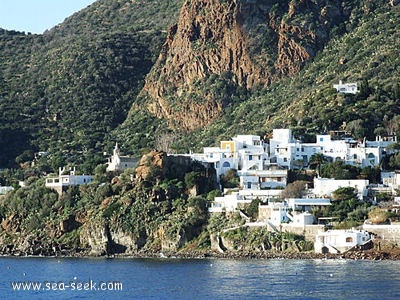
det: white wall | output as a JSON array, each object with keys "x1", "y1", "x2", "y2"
[{"x1": 313, "y1": 177, "x2": 369, "y2": 198}]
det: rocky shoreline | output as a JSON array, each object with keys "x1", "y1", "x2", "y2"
[{"x1": 2, "y1": 248, "x2": 400, "y2": 261}]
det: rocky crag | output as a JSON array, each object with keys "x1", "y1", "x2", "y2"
[{"x1": 136, "y1": 0, "x2": 351, "y2": 130}]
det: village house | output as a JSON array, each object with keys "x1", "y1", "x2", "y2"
[
  {"x1": 333, "y1": 80, "x2": 358, "y2": 94},
  {"x1": 314, "y1": 229, "x2": 371, "y2": 253},
  {"x1": 208, "y1": 189, "x2": 282, "y2": 213},
  {"x1": 381, "y1": 171, "x2": 400, "y2": 192},
  {"x1": 287, "y1": 198, "x2": 331, "y2": 212},
  {"x1": 0, "y1": 185, "x2": 13, "y2": 195},
  {"x1": 313, "y1": 177, "x2": 369, "y2": 199},
  {"x1": 45, "y1": 167, "x2": 93, "y2": 195},
  {"x1": 106, "y1": 143, "x2": 137, "y2": 172}
]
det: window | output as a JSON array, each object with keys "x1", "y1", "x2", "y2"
[
  {"x1": 320, "y1": 137, "x2": 324, "y2": 142},
  {"x1": 283, "y1": 158, "x2": 287, "y2": 162},
  {"x1": 345, "y1": 237, "x2": 353, "y2": 243},
  {"x1": 222, "y1": 162, "x2": 231, "y2": 168},
  {"x1": 249, "y1": 155, "x2": 253, "y2": 161}
]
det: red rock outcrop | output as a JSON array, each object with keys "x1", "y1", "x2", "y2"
[{"x1": 136, "y1": 0, "x2": 348, "y2": 130}]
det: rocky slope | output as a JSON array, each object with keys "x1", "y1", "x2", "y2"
[{"x1": 136, "y1": 0, "x2": 352, "y2": 130}]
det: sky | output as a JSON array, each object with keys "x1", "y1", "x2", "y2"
[{"x1": 0, "y1": 0, "x2": 97, "y2": 34}]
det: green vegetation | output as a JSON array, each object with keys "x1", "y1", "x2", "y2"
[
  {"x1": 0, "y1": 0, "x2": 184, "y2": 168},
  {"x1": 312, "y1": 187, "x2": 374, "y2": 228},
  {"x1": 0, "y1": 156, "x2": 212, "y2": 254}
]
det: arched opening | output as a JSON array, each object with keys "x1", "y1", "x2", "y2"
[{"x1": 222, "y1": 161, "x2": 231, "y2": 168}]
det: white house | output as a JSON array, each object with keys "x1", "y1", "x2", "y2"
[
  {"x1": 258, "y1": 202, "x2": 290, "y2": 225},
  {"x1": 208, "y1": 192, "x2": 250, "y2": 213},
  {"x1": 239, "y1": 168, "x2": 287, "y2": 190},
  {"x1": 106, "y1": 143, "x2": 137, "y2": 172},
  {"x1": 314, "y1": 229, "x2": 371, "y2": 253},
  {"x1": 313, "y1": 177, "x2": 369, "y2": 199},
  {"x1": 333, "y1": 80, "x2": 358, "y2": 94},
  {"x1": 208, "y1": 188, "x2": 284, "y2": 213},
  {"x1": 0, "y1": 186, "x2": 13, "y2": 195},
  {"x1": 259, "y1": 203, "x2": 316, "y2": 227},
  {"x1": 287, "y1": 198, "x2": 331, "y2": 211},
  {"x1": 289, "y1": 212, "x2": 315, "y2": 227},
  {"x1": 381, "y1": 171, "x2": 400, "y2": 190},
  {"x1": 45, "y1": 167, "x2": 93, "y2": 195}
]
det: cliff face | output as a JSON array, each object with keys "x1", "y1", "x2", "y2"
[{"x1": 137, "y1": 0, "x2": 348, "y2": 131}]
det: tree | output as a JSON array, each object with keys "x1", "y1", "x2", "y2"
[
  {"x1": 357, "y1": 78, "x2": 371, "y2": 100},
  {"x1": 321, "y1": 161, "x2": 360, "y2": 179},
  {"x1": 220, "y1": 169, "x2": 239, "y2": 189},
  {"x1": 280, "y1": 181, "x2": 308, "y2": 200},
  {"x1": 346, "y1": 119, "x2": 366, "y2": 139},
  {"x1": 309, "y1": 153, "x2": 326, "y2": 176},
  {"x1": 368, "y1": 207, "x2": 389, "y2": 224},
  {"x1": 360, "y1": 166, "x2": 380, "y2": 183},
  {"x1": 246, "y1": 198, "x2": 261, "y2": 221},
  {"x1": 332, "y1": 187, "x2": 357, "y2": 202},
  {"x1": 15, "y1": 150, "x2": 34, "y2": 165}
]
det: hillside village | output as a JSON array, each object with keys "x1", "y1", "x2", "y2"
[{"x1": 25, "y1": 124, "x2": 400, "y2": 254}]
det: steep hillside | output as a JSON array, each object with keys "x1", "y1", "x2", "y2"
[{"x1": 0, "y1": 0, "x2": 183, "y2": 168}]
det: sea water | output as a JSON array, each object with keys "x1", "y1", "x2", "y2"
[{"x1": 1, "y1": 257, "x2": 399, "y2": 299}]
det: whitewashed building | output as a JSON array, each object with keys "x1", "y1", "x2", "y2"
[
  {"x1": 106, "y1": 143, "x2": 137, "y2": 172},
  {"x1": 315, "y1": 229, "x2": 371, "y2": 253},
  {"x1": 381, "y1": 171, "x2": 400, "y2": 191},
  {"x1": 0, "y1": 186, "x2": 13, "y2": 195},
  {"x1": 45, "y1": 167, "x2": 93, "y2": 195},
  {"x1": 287, "y1": 198, "x2": 331, "y2": 211},
  {"x1": 333, "y1": 80, "x2": 358, "y2": 94},
  {"x1": 208, "y1": 189, "x2": 283, "y2": 213},
  {"x1": 313, "y1": 177, "x2": 369, "y2": 199}
]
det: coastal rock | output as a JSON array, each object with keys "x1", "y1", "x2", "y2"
[
  {"x1": 60, "y1": 214, "x2": 81, "y2": 233},
  {"x1": 80, "y1": 221, "x2": 109, "y2": 256},
  {"x1": 80, "y1": 220, "x2": 143, "y2": 256},
  {"x1": 1, "y1": 214, "x2": 20, "y2": 232}
]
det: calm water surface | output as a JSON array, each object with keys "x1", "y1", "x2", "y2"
[{"x1": 0, "y1": 257, "x2": 399, "y2": 299}]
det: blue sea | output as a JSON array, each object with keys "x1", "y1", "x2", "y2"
[{"x1": 0, "y1": 256, "x2": 399, "y2": 299}]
